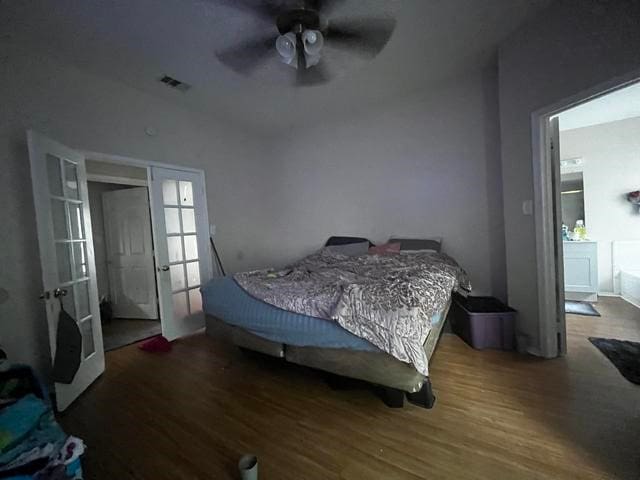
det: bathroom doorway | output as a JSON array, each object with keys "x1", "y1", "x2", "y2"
[{"x1": 536, "y1": 80, "x2": 640, "y2": 371}]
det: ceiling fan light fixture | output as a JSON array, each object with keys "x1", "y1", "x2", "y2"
[
  {"x1": 302, "y1": 29, "x2": 324, "y2": 56},
  {"x1": 275, "y1": 32, "x2": 297, "y2": 67},
  {"x1": 215, "y1": 1, "x2": 398, "y2": 86}
]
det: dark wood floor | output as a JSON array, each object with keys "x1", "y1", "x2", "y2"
[
  {"x1": 60, "y1": 297, "x2": 640, "y2": 479},
  {"x1": 101, "y1": 318, "x2": 162, "y2": 352}
]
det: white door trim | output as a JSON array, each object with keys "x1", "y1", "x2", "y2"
[
  {"x1": 81, "y1": 150, "x2": 205, "y2": 174},
  {"x1": 86, "y1": 173, "x2": 147, "y2": 187},
  {"x1": 530, "y1": 69, "x2": 640, "y2": 358}
]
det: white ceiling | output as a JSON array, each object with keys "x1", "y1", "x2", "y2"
[
  {"x1": 559, "y1": 81, "x2": 640, "y2": 131},
  {"x1": 1, "y1": 0, "x2": 552, "y2": 135}
]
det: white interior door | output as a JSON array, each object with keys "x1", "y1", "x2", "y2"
[
  {"x1": 550, "y1": 117, "x2": 567, "y2": 355},
  {"x1": 27, "y1": 130, "x2": 104, "y2": 411},
  {"x1": 150, "y1": 168, "x2": 212, "y2": 340},
  {"x1": 103, "y1": 187, "x2": 158, "y2": 319}
]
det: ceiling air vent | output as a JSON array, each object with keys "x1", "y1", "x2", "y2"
[{"x1": 159, "y1": 75, "x2": 191, "y2": 92}]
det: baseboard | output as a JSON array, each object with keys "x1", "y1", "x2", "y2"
[
  {"x1": 621, "y1": 295, "x2": 640, "y2": 310},
  {"x1": 597, "y1": 292, "x2": 619, "y2": 297},
  {"x1": 565, "y1": 292, "x2": 598, "y2": 303}
]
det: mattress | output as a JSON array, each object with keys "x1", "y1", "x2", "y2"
[{"x1": 201, "y1": 276, "x2": 444, "y2": 351}]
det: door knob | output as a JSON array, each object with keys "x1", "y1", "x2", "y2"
[
  {"x1": 160, "y1": 265, "x2": 170, "y2": 272},
  {"x1": 53, "y1": 288, "x2": 68, "y2": 298}
]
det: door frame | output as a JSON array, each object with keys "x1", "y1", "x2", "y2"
[
  {"x1": 81, "y1": 150, "x2": 213, "y2": 338},
  {"x1": 531, "y1": 70, "x2": 640, "y2": 358},
  {"x1": 86, "y1": 173, "x2": 147, "y2": 187}
]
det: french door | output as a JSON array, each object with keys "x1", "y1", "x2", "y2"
[
  {"x1": 28, "y1": 131, "x2": 104, "y2": 411},
  {"x1": 28, "y1": 132, "x2": 212, "y2": 410},
  {"x1": 150, "y1": 168, "x2": 212, "y2": 340}
]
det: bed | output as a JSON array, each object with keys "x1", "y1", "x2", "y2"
[{"x1": 202, "y1": 236, "x2": 469, "y2": 408}]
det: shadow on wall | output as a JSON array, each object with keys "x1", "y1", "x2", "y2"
[
  {"x1": 1, "y1": 133, "x2": 52, "y2": 378},
  {"x1": 481, "y1": 59, "x2": 507, "y2": 302}
]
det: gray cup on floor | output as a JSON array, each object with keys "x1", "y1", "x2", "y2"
[{"x1": 238, "y1": 454, "x2": 258, "y2": 480}]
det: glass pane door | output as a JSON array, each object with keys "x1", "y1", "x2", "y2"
[
  {"x1": 47, "y1": 154, "x2": 96, "y2": 359},
  {"x1": 28, "y1": 130, "x2": 104, "y2": 412},
  {"x1": 151, "y1": 168, "x2": 212, "y2": 340},
  {"x1": 162, "y1": 179, "x2": 203, "y2": 318}
]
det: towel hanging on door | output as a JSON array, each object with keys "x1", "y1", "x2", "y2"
[{"x1": 52, "y1": 308, "x2": 82, "y2": 384}]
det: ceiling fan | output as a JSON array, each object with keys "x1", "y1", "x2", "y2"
[{"x1": 214, "y1": 0, "x2": 397, "y2": 86}]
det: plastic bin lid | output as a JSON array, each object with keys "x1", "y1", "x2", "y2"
[{"x1": 454, "y1": 294, "x2": 516, "y2": 313}]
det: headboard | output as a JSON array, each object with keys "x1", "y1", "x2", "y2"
[{"x1": 612, "y1": 240, "x2": 640, "y2": 293}]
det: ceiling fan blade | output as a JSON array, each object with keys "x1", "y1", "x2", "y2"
[
  {"x1": 296, "y1": 62, "x2": 331, "y2": 87},
  {"x1": 305, "y1": 0, "x2": 345, "y2": 15},
  {"x1": 215, "y1": 34, "x2": 278, "y2": 74},
  {"x1": 211, "y1": 0, "x2": 281, "y2": 21},
  {"x1": 324, "y1": 17, "x2": 396, "y2": 56}
]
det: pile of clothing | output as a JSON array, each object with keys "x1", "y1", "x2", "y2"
[{"x1": 0, "y1": 394, "x2": 84, "y2": 479}]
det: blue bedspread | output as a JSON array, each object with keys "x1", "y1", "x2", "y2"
[{"x1": 201, "y1": 277, "x2": 443, "y2": 351}]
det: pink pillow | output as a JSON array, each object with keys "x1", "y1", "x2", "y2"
[{"x1": 368, "y1": 242, "x2": 401, "y2": 255}]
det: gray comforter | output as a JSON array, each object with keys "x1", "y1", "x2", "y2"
[{"x1": 234, "y1": 249, "x2": 471, "y2": 375}]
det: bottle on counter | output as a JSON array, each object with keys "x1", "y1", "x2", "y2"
[{"x1": 574, "y1": 220, "x2": 587, "y2": 240}]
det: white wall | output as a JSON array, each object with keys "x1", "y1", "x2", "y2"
[
  {"x1": 498, "y1": 0, "x2": 640, "y2": 353},
  {"x1": 267, "y1": 66, "x2": 506, "y2": 298},
  {"x1": 0, "y1": 43, "x2": 272, "y2": 377},
  {"x1": 560, "y1": 117, "x2": 640, "y2": 293}
]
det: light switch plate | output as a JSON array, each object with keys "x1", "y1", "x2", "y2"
[
  {"x1": 522, "y1": 200, "x2": 533, "y2": 216},
  {"x1": 209, "y1": 224, "x2": 216, "y2": 236}
]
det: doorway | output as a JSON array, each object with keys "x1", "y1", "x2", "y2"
[
  {"x1": 533, "y1": 79, "x2": 640, "y2": 363},
  {"x1": 86, "y1": 160, "x2": 161, "y2": 351},
  {"x1": 28, "y1": 131, "x2": 213, "y2": 411}
]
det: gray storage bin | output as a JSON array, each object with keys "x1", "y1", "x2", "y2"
[{"x1": 450, "y1": 295, "x2": 516, "y2": 350}]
